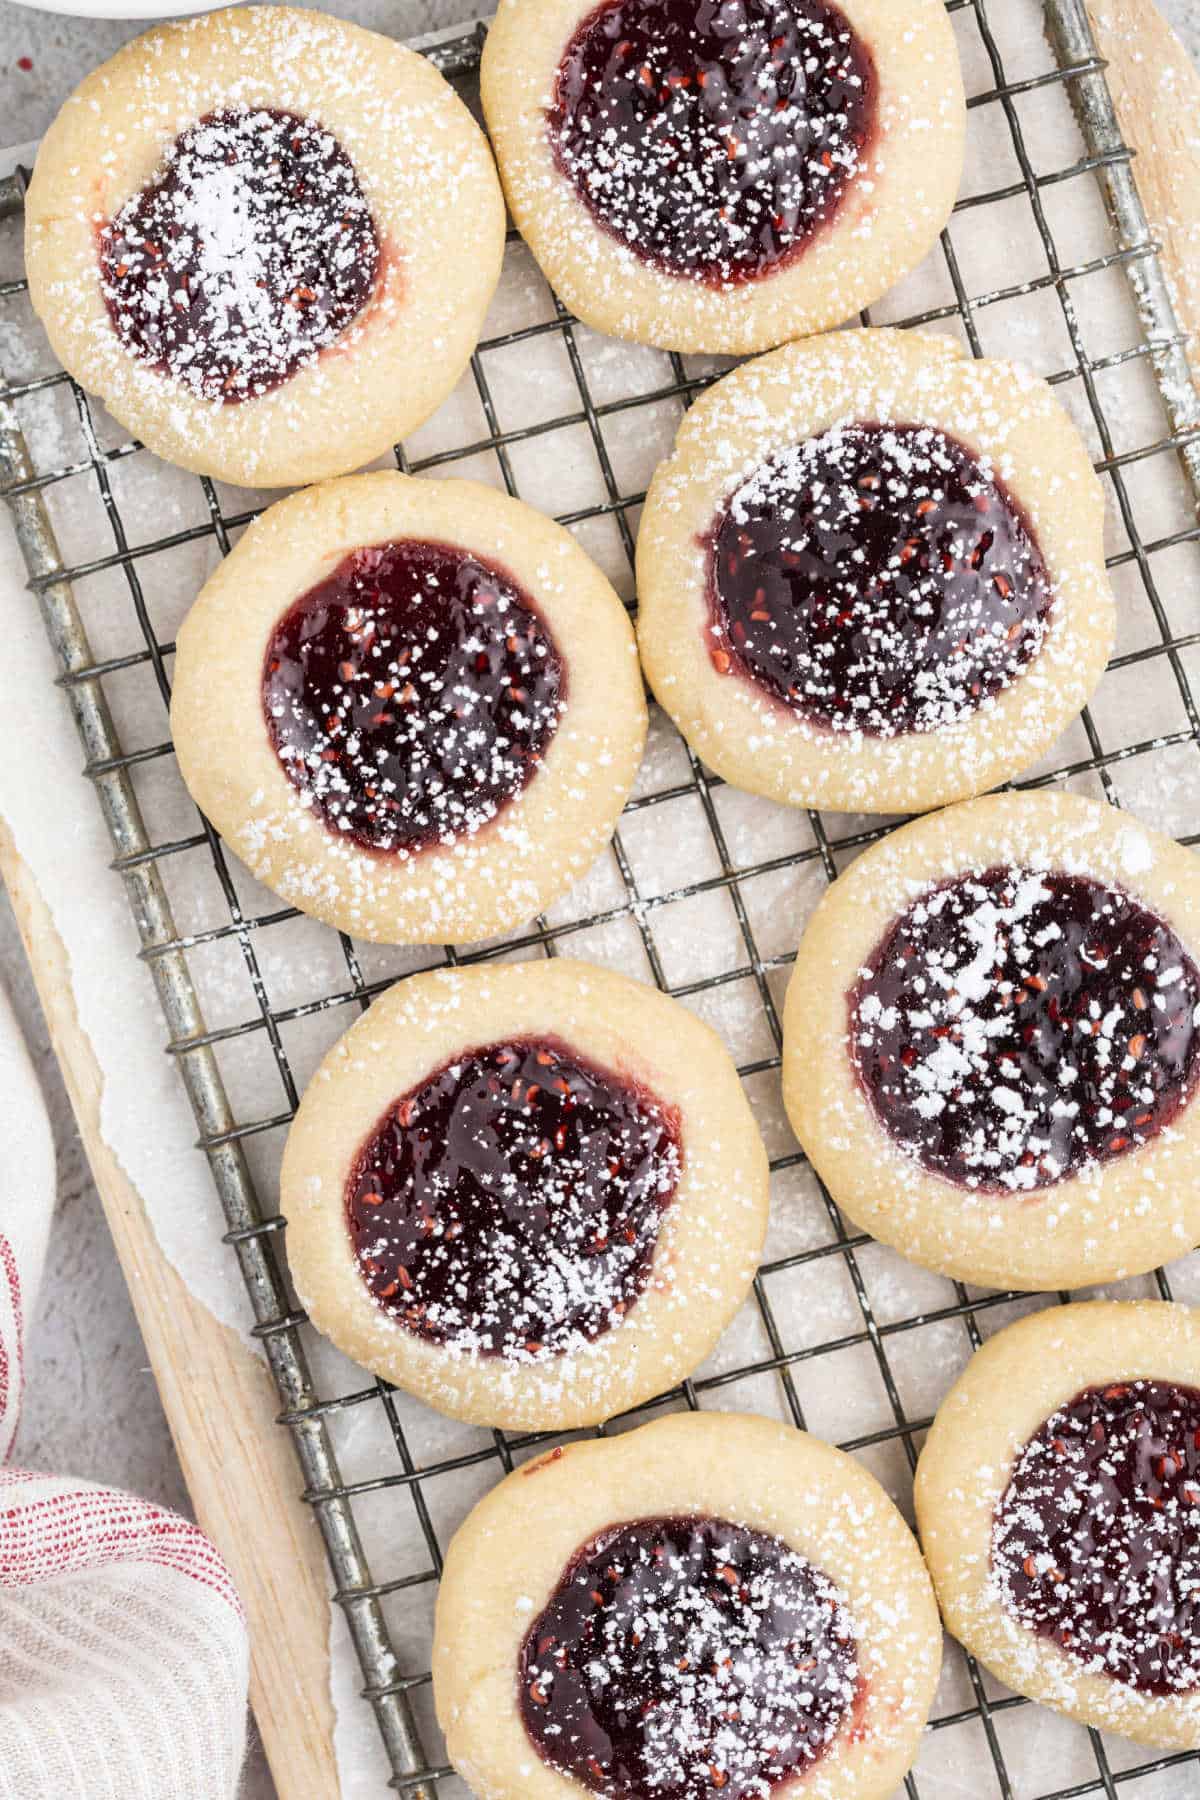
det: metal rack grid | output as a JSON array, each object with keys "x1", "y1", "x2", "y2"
[{"x1": 2, "y1": 0, "x2": 1200, "y2": 1793}]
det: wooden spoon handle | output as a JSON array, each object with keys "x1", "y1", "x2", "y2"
[{"x1": 1086, "y1": 0, "x2": 1200, "y2": 368}]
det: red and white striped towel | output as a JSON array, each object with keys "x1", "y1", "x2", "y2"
[{"x1": 0, "y1": 979, "x2": 250, "y2": 1800}]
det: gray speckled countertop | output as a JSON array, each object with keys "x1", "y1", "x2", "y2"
[{"x1": 0, "y1": 3, "x2": 1197, "y2": 1796}]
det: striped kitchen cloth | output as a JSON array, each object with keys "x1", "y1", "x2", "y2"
[{"x1": 0, "y1": 977, "x2": 249, "y2": 1799}]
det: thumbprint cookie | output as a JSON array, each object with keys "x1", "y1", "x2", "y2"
[
  {"x1": 480, "y1": 0, "x2": 964, "y2": 355},
  {"x1": 281, "y1": 961, "x2": 769, "y2": 1429},
  {"x1": 916, "y1": 1301, "x2": 1200, "y2": 1749},
  {"x1": 433, "y1": 1410, "x2": 941, "y2": 1797},
  {"x1": 25, "y1": 7, "x2": 505, "y2": 487},
  {"x1": 637, "y1": 329, "x2": 1113, "y2": 813},
  {"x1": 783, "y1": 791, "x2": 1200, "y2": 1291},
  {"x1": 171, "y1": 472, "x2": 646, "y2": 944}
]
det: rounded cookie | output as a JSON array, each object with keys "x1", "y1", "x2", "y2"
[
  {"x1": 25, "y1": 7, "x2": 505, "y2": 487},
  {"x1": 916, "y1": 1300, "x2": 1200, "y2": 1749},
  {"x1": 281, "y1": 959, "x2": 769, "y2": 1430},
  {"x1": 782, "y1": 791, "x2": 1200, "y2": 1290},
  {"x1": 171, "y1": 471, "x2": 646, "y2": 945},
  {"x1": 480, "y1": 0, "x2": 964, "y2": 354},
  {"x1": 636, "y1": 329, "x2": 1113, "y2": 814},
  {"x1": 433, "y1": 1409, "x2": 941, "y2": 1798}
]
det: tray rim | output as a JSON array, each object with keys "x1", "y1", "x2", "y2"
[{"x1": 2, "y1": 4, "x2": 1200, "y2": 1795}]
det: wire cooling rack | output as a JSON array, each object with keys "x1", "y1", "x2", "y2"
[{"x1": 4, "y1": 0, "x2": 1200, "y2": 1794}]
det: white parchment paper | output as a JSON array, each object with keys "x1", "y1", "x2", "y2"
[{"x1": 4, "y1": 4, "x2": 1200, "y2": 1794}]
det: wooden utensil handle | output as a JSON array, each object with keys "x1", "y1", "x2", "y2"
[
  {"x1": 1086, "y1": 0, "x2": 1200, "y2": 366},
  {"x1": 2, "y1": 17, "x2": 1194, "y2": 1800},
  {"x1": 0, "y1": 827, "x2": 341, "y2": 1800}
]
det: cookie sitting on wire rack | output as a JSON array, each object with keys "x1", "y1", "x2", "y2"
[
  {"x1": 24, "y1": 6, "x2": 505, "y2": 487},
  {"x1": 433, "y1": 1410, "x2": 942, "y2": 1798},
  {"x1": 481, "y1": 0, "x2": 964, "y2": 354},
  {"x1": 783, "y1": 790, "x2": 1200, "y2": 1291},
  {"x1": 281, "y1": 959, "x2": 769, "y2": 1431},
  {"x1": 916, "y1": 1301, "x2": 1200, "y2": 1751},
  {"x1": 637, "y1": 328, "x2": 1114, "y2": 814},
  {"x1": 171, "y1": 471, "x2": 647, "y2": 945}
]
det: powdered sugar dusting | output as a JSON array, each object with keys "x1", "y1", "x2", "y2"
[
  {"x1": 520, "y1": 1513, "x2": 859, "y2": 1798},
  {"x1": 484, "y1": 0, "x2": 962, "y2": 353},
  {"x1": 99, "y1": 107, "x2": 379, "y2": 403},
  {"x1": 991, "y1": 1379, "x2": 1200, "y2": 1697},
  {"x1": 638, "y1": 331, "x2": 1112, "y2": 812},
  {"x1": 26, "y1": 5, "x2": 504, "y2": 483},
  {"x1": 547, "y1": 0, "x2": 874, "y2": 286},
  {"x1": 706, "y1": 420, "x2": 1052, "y2": 737},
  {"x1": 263, "y1": 538, "x2": 565, "y2": 856},
  {"x1": 205, "y1": 502, "x2": 646, "y2": 946},
  {"x1": 346, "y1": 1035, "x2": 681, "y2": 1363},
  {"x1": 851, "y1": 865, "x2": 1200, "y2": 1194}
]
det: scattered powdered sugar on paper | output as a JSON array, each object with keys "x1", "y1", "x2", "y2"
[
  {"x1": 0, "y1": 512, "x2": 256, "y2": 1348},
  {"x1": 4, "y1": 0, "x2": 1200, "y2": 1787}
]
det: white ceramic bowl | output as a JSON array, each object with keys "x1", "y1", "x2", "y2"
[{"x1": 7, "y1": 0, "x2": 226, "y2": 18}]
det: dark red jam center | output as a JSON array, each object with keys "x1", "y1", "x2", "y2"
[
  {"x1": 520, "y1": 1513, "x2": 858, "y2": 1799},
  {"x1": 850, "y1": 867, "x2": 1200, "y2": 1193},
  {"x1": 263, "y1": 540, "x2": 565, "y2": 856},
  {"x1": 547, "y1": 0, "x2": 875, "y2": 284},
  {"x1": 707, "y1": 424, "x2": 1053, "y2": 736},
  {"x1": 345, "y1": 1037, "x2": 680, "y2": 1359},
  {"x1": 993, "y1": 1380, "x2": 1200, "y2": 1695},
  {"x1": 98, "y1": 107, "x2": 378, "y2": 403}
]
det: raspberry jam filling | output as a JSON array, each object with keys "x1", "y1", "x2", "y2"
[
  {"x1": 263, "y1": 539, "x2": 565, "y2": 856},
  {"x1": 98, "y1": 107, "x2": 379, "y2": 402},
  {"x1": 520, "y1": 1514, "x2": 859, "y2": 1798},
  {"x1": 707, "y1": 424, "x2": 1052, "y2": 736},
  {"x1": 547, "y1": 0, "x2": 875, "y2": 285},
  {"x1": 850, "y1": 867, "x2": 1200, "y2": 1193},
  {"x1": 345, "y1": 1037, "x2": 681, "y2": 1360},
  {"x1": 992, "y1": 1380, "x2": 1200, "y2": 1695}
]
